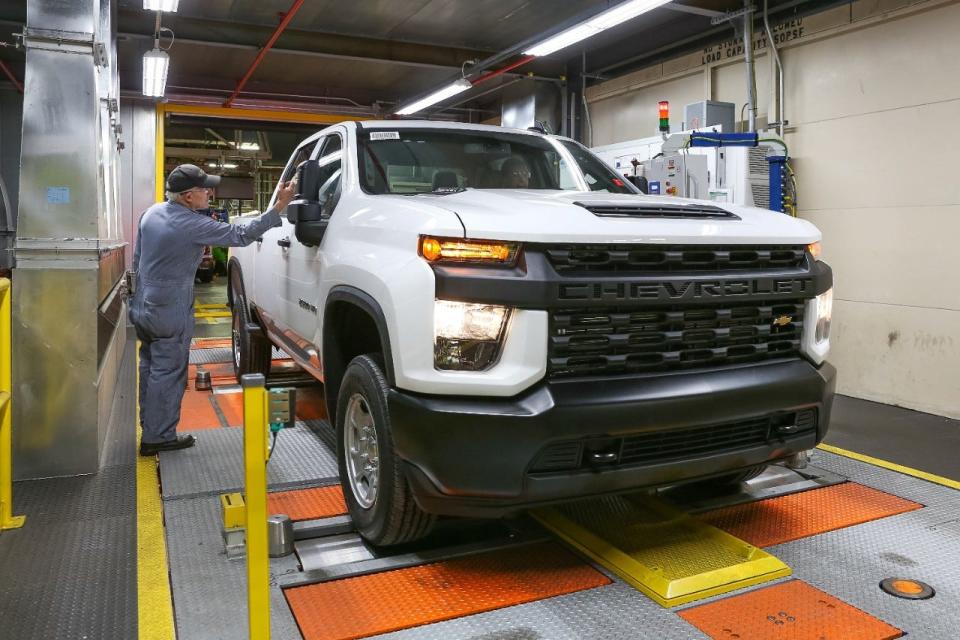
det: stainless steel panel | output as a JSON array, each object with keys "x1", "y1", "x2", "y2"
[
  {"x1": 16, "y1": 49, "x2": 101, "y2": 240},
  {"x1": 295, "y1": 533, "x2": 376, "y2": 573},
  {"x1": 12, "y1": 268, "x2": 100, "y2": 478},
  {"x1": 27, "y1": 0, "x2": 99, "y2": 37},
  {"x1": 12, "y1": 0, "x2": 128, "y2": 479},
  {"x1": 119, "y1": 101, "x2": 158, "y2": 268}
]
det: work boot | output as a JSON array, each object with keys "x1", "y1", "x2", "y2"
[{"x1": 139, "y1": 434, "x2": 197, "y2": 456}]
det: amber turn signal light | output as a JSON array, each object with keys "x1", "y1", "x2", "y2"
[
  {"x1": 808, "y1": 241, "x2": 822, "y2": 261},
  {"x1": 419, "y1": 236, "x2": 520, "y2": 265}
]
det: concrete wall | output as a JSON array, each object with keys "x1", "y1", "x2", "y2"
[
  {"x1": 118, "y1": 100, "x2": 157, "y2": 268},
  {"x1": 586, "y1": 0, "x2": 960, "y2": 418}
]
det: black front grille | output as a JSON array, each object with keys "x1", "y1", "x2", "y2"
[
  {"x1": 544, "y1": 244, "x2": 807, "y2": 273},
  {"x1": 529, "y1": 410, "x2": 817, "y2": 473},
  {"x1": 575, "y1": 202, "x2": 739, "y2": 220},
  {"x1": 549, "y1": 300, "x2": 804, "y2": 378}
]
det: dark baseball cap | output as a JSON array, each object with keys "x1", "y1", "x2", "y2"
[{"x1": 166, "y1": 164, "x2": 221, "y2": 193}]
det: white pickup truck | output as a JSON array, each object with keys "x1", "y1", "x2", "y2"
[{"x1": 229, "y1": 120, "x2": 835, "y2": 546}]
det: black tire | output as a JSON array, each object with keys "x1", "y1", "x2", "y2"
[
  {"x1": 229, "y1": 269, "x2": 272, "y2": 384},
  {"x1": 336, "y1": 354, "x2": 436, "y2": 546}
]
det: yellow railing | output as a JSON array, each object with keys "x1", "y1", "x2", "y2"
[
  {"x1": 0, "y1": 277, "x2": 25, "y2": 531},
  {"x1": 242, "y1": 373, "x2": 271, "y2": 639}
]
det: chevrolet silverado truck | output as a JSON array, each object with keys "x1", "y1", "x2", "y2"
[{"x1": 229, "y1": 121, "x2": 835, "y2": 546}]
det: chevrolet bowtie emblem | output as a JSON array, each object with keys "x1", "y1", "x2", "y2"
[{"x1": 772, "y1": 315, "x2": 793, "y2": 327}]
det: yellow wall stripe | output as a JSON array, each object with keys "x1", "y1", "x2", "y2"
[
  {"x1": 817, "y1": 443, "x2": 960, "y2": 490},
  {"x1": 137, "y1": 350, "x2": 175, "y2": 640}
]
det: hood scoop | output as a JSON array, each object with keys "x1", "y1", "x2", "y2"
[{"x1": 575, "y1": 201, "x2": 740, "y2": 220}]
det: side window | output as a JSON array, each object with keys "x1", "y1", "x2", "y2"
[
  {"x1": 320, "y1": 145, "x2": 343, "y2": 213},
  {"x1": 273, "y1": 141, "x2": 317, "y2": 212}
]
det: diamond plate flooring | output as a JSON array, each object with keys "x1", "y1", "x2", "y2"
[
  {"x1": 0, "y1": 333, "x2": 138, "y2": 640},
  {"x1": 165, "y1": 495, "x2": 303, "y2": 640},
  {"x1": 159, "y1": 422, "x2": 339, "y2": 500}
]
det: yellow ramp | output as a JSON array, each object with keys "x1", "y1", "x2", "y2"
[{"x1": 534, "y1": 493, "x2": 790, "y2": 608}]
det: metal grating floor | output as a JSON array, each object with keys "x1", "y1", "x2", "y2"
[{"x1": 159, "y1": 422, "x2": 339, "y2": 500}]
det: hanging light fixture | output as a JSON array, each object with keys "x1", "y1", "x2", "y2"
[
  {"x1": 142, "y1": 46, "x2": 169, "y2": 97},
  {"x1": 524, "y1": 0, "x2": 672, "y2": 57},
  {"x1": 395, "y1": 79, "x2": 473, "y2": 116},
  {"x1": 143, "y1": 0, "x2": 179, "y2": 12}
]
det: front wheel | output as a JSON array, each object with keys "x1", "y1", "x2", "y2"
[
  {"x1": 229, "y1": 270, "x2": 271, "y2": 384},
  {"x1": 336, "y1": 354, "x2": 436, "y2": 546}
]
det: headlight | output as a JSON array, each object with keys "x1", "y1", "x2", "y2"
[
  {"x1": 420, "y1": 236, "x2": 520, "y2": 266},
  {"x1": 801, "y1": 288, "x2": 832, "y2": 364},
  {"x1": 434, "y1": 300, "x2": 511, "y2": 371},
  {"x1": 808, "y1": 241, "x2": 822, "y2": 261},
  {"x1": 815, "y1": 288, "x2": 832, "y2": 343}
]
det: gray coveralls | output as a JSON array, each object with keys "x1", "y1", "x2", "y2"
[{"x1": 130, "y1": 201, "x2": 280, "y2": 444}]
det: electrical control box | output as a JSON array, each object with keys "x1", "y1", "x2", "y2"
[
  {"x1": 643, "y1": 154, "x2": 709, "y2": 199},
  {"x1": 684, "y1": 100, "x2": 736, "y2": 133}
]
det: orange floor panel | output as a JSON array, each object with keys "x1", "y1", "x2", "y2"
[
  {"x1": 215, "y1": 391, "x2": 244, "y2": 427},
  {"x1": 267, "y1": 486, "x2": 346, "y2": 521},
  {"x1": 294, "y1": 386, "x2": 327, "y2": 421},
  {"x1": 698, "y1": 482, "x2": 922, "y2": 548},
  {"x1": 679, "y1": 579, "x2": 903, "y2": 640},
  {"x1": 191, "y1": 337, "x2": 232, "y2": 349},
  {"x1": 285, "y1": 541, "x2": 611, "y2": 640},
  {"x1": 216, "y1": 385, "x2": 327, "y2": 427},
  {"x1": 178, "y1": 388, "x2": 223, "y2": 431}
]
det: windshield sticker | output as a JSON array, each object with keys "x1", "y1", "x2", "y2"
[{"x1": 370, "y1": 131, "x2": 400, "y2": 141}]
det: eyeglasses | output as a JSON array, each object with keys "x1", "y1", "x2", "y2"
[
  {"x1": 180, "y1": 188, "x2": 212, "y2": 196},
  {"x1": 508, "y1": 170, "x2": 531, "y2": 178}
]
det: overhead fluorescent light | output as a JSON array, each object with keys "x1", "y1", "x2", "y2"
[
  {"x1": 238, "y1": 142, "x2": 260, "y2": 151},
  {"x1": 208, "y1": 162, "x2": 238, "y2": 169},
  {"x1": 144, "y1": 0, "x2": 179, "y2": 12},
  {"x1": 142, "y1": 47, "x2": 169, "y2": 97},
  {"x1": 395, "y1": 78, "x2": 473, "y2": 116},
  {"x1": 524, "y1": 0, "x2": 672, "y2": 57}
]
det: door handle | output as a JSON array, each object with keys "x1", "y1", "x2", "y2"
[{"x1": 277, "y1": 237, "x2": 291, "y2": 248}]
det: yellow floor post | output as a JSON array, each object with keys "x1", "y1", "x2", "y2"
[
  {"x1": 243, "y1": 373, "x2": 270, "y2": 639},
  {"x1": 0, "y1": 278, "x2": 25, "y2": 531}
]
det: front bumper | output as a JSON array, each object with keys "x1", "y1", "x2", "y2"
[{"x1": 388, "y1": 359, "x2": 836, "y2": 517}]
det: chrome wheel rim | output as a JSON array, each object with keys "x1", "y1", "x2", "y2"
[
  {"x1": 231, "y1": 313, "x2": 242, "y2": 371},
  {"x1": 344, "y1": 393, "x2": 379, "y2": 509}
]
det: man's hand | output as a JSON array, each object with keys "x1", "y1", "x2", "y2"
[{"x1": 275, "y1": 179, "x2": 298, "y2": 209}]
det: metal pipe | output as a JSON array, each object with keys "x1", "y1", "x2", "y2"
[
  {"x1": 763, "y1": 0, "x2": 785, "y2": 136},
  {"x1": 471, "y1": 55, "x2": 536, "y2": 86},
  {"x1": 742, "y1": 1, "x2": 757, "y2": 132},
  {"x1": 0, "y1": 61, "x2": 22, "y2": 94},
  {"x1": 223, "y1": 0, "x2": 305, "y2": 108}
]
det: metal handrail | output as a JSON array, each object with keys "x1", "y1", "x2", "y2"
[{"x1": 0, "y1": 277, "x2": 26, "y2": 531}]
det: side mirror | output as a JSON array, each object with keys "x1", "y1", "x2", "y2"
[{"x1": 287, "y1": 159, "x2": 322, "y2": 223}]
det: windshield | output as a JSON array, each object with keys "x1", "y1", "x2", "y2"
[{"x1": 358, "y1": 128, "x2": 636, "y2": 195}]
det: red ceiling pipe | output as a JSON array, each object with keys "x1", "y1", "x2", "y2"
[
  {"x1": 471, "y1": 54, "x2": 536, "y2": 86},
  {"x1": 0, "y1": 60, "x2": 23, "y2": 94},
  {"x1": 223, "y1": 0, "x2": 305, "y2": 108}
]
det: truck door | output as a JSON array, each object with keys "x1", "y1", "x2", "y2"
[
  {"x1": 282, "y1": 132, "x2": 343, "y2": 346},
  {"x1": 253, "y1": 138, "x2": 319, "y2": 334}
]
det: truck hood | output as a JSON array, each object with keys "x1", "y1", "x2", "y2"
[{"x1": 414, "y1": 190, "x2": 820, "y2": 245}]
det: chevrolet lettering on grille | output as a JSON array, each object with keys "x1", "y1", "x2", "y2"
[{"x1": 557, "y1": 278, "x2": 813, "y2": 303}]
